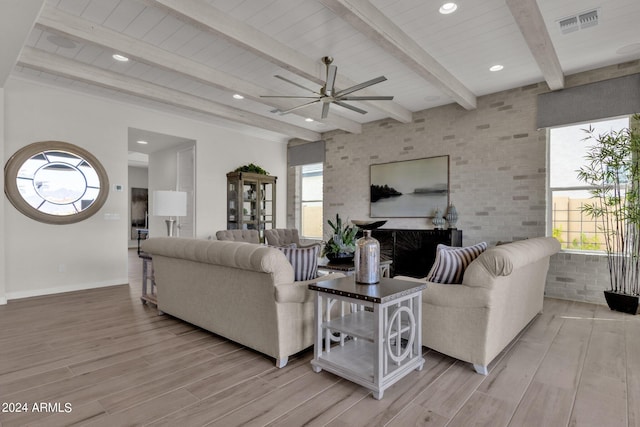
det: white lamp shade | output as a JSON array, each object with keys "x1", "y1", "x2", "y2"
[{"x1": 152, "y1": 191, "x2": 187, "y2": 217}]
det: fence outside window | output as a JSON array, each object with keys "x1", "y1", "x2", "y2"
[{"x1": 551, "y1": 189, "x2": 606, "y2": 251}]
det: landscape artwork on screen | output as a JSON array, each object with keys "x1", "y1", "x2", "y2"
[{"x1": 370, "y1": 155, "x2": 449, "y2": 218}]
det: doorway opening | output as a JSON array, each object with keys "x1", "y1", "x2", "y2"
[{"x1": 128, "y1": 128, "x2": 196, "y2": 250}]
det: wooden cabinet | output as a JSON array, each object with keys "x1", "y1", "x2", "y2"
[
  {"x1": 226, "y1": 171, "x2": 276, "y2": 242},
  {"x1": 368, "y1": 229, "x2": 463, "y2": 278}
]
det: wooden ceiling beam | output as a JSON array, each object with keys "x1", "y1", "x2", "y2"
[
  {"x1": 149, "y1": 0, "x2": 412, "y2": 123},
  {"x1": 18, "y1": 47, "x2": 321, "y2": 142},
  {"x1": 35, "y1": 5, "x2": 361, "y2": 134},
  {"x1": 506, "y1": 0, "x2": 564, "y2": 90},
  {"x1": 318, "y1": 0, "x2": 477, "y2": 110}
]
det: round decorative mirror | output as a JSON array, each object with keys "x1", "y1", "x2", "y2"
[{"x1": 4, "y1": 141, "x2": 109, "y2": 224}]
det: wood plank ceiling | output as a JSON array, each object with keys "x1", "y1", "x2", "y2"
[{"x1": 6, "y1": 0, "x2": 640, "y2": 142}]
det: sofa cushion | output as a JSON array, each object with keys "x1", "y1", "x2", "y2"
[
  {"x1": 426, "y1": 242, "x2": 488, "y2": 284},
  {"x1": 270, "y1": 243, "x2": 297, "y2": 249},
  {"x1": 466, "y1": 237, "x2": 562, "y2": 281},
  {"x1": 275, "y1": 244, "x2": 319, "y2": 281}
]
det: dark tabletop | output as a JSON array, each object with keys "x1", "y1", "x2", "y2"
[{"x1": 308, "y1": 275, "x2": 426, "y2": 304}]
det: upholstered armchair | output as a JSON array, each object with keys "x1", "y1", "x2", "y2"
[
  {"x1": 264, "y1": 228, "x2": 319, "y2": 249},
  {"x1": 215, "y1": 229, "x2": 260, "y2": 243}
]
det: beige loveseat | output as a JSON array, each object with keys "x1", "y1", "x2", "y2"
[
  {"x1": 141, "y1": 237, "x2": 340, "y2": 368},
  {"x1": 398, "y1": 236, "x2": 560, "y2": 375}
]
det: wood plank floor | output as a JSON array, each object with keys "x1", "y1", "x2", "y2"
[{"x1": 0, "y1": 249, "x2": 639, "y2": 426}]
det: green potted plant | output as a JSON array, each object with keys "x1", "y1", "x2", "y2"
[
  {"x1": 322, "y1": 214, "x2": 359, "y2": 264},
  {"x1": 577, "y1": 114, "x2": 640, "y2": 314},
  {"x1": 234, "y1": 163, "x2": 269, "y2": 175}
]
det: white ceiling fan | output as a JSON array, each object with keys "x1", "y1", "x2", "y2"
[{"x1": 261, "y1": 56, "x2": 394, "y2": 119}]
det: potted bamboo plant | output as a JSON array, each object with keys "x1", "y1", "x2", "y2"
[{"x1": 577, "y1": 114, "x2": 640, "y2": 314}]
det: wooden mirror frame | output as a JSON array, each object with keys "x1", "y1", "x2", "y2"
[{"x1": 4, "y1": 141, "x2": 110, "y2": 225}]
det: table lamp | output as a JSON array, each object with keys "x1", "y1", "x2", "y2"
[{"x1": 152, "y1": 190, "x2": 187, "y2": 237}]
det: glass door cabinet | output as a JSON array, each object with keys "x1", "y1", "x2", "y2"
[{"x1": 226, "y1": 171, "x2": 276, "y2": 242}]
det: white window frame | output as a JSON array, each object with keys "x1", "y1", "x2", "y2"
[
  {"x1": 547, "y1": 115, "x2": 631, "y2": 252},
  {"x1": 299, "y1": 163, "x2": 323, "y2": 239}
]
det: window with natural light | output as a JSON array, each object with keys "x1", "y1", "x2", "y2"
[
  {"x1": 301, "y1": 163, "x2": 323, "y2": 239},
  {"x1": 549, "y1": 116, "x2": 630, "y2": 251}
]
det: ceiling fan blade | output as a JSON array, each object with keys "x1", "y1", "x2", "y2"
[
  {"x1": 277, "y1": 99, "x2": 321, "y2": 115},
  {"x1": 325, "y1": 64, "x2": 337, "y2": 96},
  {"x1": 260, "y1": 95, "x2": 320, "y2": 99},
  {"x1": 339, "y1": 95, "x2": 394, "y2": 101},
  {"x1": 335, "y1": 76, "x2": 387, "y2": 97},
  {"x1": 321, "y1": 102, "x2": 331, "y2": 119},
  {"x1": 274, "y1": 75, "x2": 319, "y2": 95},
  {"x1": 334, "y1": 100, "x2": 368, "y2": 115}
]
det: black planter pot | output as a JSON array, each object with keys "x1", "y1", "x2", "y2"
[
  {"x1": 326, "y1": 253, "x2": 354, "y2": 264},
  {"x1": 604, "y1": 290, "x2": 639, "y2": 315}
]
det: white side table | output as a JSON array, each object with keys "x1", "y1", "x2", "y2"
[
  {"x1": 139, "y1": 252, "x2": 157, "y2": 305},
  {"x1": 308, "y1": 276, "x2": 426, "y2": 400}
]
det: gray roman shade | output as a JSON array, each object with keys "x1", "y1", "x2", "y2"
[
  {"x1": 537, "y1": 73, "x2": 640, "y2": 129},
  {"x1": 287, "y1": 140, "x2": 325, "y2": 166}
]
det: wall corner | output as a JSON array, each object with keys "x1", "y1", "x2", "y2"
[{"x1": 1, "y1": 87, "x2": 6, "y2": 304}]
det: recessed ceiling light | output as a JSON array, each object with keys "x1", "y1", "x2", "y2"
[
  {"x1": 233, "y1": 94, "x2": 244, "y2": 100},
  {"x1": 439, "y1": 3, "x2": 458, "y2": 14},
  {"x1": 305, "y1": 118, "x2": 314, "y2": 122},
  {"x1": 112, "y1": 54, "x2": 129, "y2": 62},
  {"x1": 489, "y1": 64, "x2": 504, "y2": 72},
  {"x1": 136, "y1": 140, "x2": 148, "y2": 145}
]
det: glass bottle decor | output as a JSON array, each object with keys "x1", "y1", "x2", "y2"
[
  {"x1": 432, "y1": 207, "x2": 446, "y2": 229},
  {"x1": 355, "y1": 230, "x2": 380, "y2": 284},
  {"x1": 446, "y1": 203, "x2": 459, "y2": 229}
]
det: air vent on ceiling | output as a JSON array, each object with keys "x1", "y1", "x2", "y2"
[{"x1": 557, "y1": 8, "x2": 600, "y2": 35}]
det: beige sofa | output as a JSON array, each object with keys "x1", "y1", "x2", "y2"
[
  {"x1": 141, "y1": 237, "x2": 340, "y2": 368},
  {"x1": 215, "y1": 229, "x2": 259, "y2": 243},
  {"x1": 398, "y1": 236, "x2": 560, "y2": 375},
  {"x1": 264, "y1": 228, "x2": 319, "y2": 249}
]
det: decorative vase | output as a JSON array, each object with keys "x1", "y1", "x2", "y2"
[
  {"x1": 355, "y1": 230, "x2": 380, "y2": 284},
  {"x1": 432, "y1": 207, "x2": 446, "y2": 230},
  {"x1": 446, "y1": 203, "x2": 459, "y2": 229}
]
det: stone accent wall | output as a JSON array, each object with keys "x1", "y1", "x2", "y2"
[
  {"x1": 323, "y1": 85, "x2": 548, "y2": 245},
  {"x1": 546, "y1": 251, "x2": 611, "y2": 302},
  {"x1": 289, "y1": 60, "x2": 640, "y2": 305}
]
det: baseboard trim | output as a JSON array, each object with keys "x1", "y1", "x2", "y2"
[
  {"x1": 5, "y1": 279, "x2": 129, "y2": 301},
  {"x1": 0, "y1": 297, "x2": 7, "y2": 305}
]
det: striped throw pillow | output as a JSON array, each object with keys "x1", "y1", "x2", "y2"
[
  {"x1": 426, "y1": 242, "x2": 488, "y2": 284},
  {"x1": 276, "y1": 245, "x2": 319, "y2": 281}
]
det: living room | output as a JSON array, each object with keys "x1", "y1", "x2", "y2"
[{"x1": 1, "y1": 0, "x2": 640, "y2": 425}]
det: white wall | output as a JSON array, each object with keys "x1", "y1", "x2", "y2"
[
  {"x1": 0, "y1": 88, "x2": 6, "y2": 304},
  {"x1": 194, "y1": 131, "x2": 287, "y2": 240},
  {"x1": 2, "y1": 77, "x2": 288, "y2": 301}
]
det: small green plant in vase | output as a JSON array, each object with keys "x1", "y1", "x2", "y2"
[{"x1": 322, "y1": 214, "x2": 359, "y2": 264}]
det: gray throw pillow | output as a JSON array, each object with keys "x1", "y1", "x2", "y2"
[{"x1": 275, "y1": 245, "x2": 319, "y2": 281}]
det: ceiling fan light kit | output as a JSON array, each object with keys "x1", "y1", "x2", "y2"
[{"x1": 261, "y1": 56, "x2": 394, "y2": 119}]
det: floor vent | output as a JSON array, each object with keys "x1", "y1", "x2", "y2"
[{"x1": 557, "y1": 8, "x2": 600, "y2": 35}]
